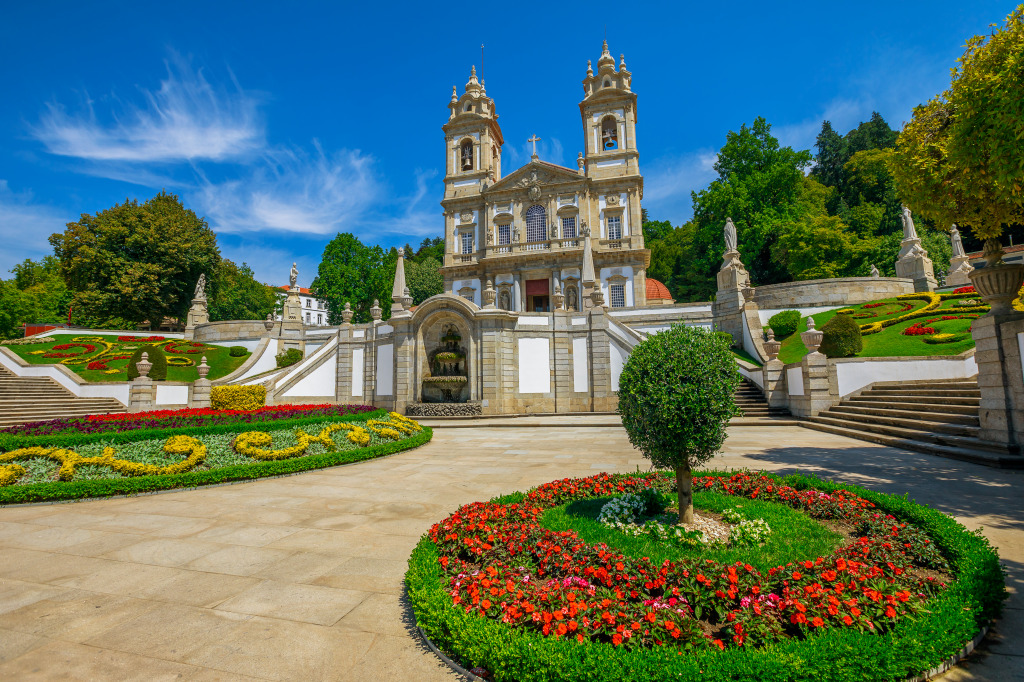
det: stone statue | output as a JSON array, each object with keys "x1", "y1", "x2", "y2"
[
  {"x1": 513, "y1": 226, "x2": 521, "y2": 243},
  {"x1": 870, "y1": 264, "x2": 879, "y2": 278},
  {"x1": 289, "y1": 262, "x2": 298, "y2": 289},
  {"x1": 901, "y1": 205, "x2": 919, "y2": 241},
  {"x1": 950, "y1": 224, "x2": 966, "y2": 258},
  {"x1": 193, "y1": 273, "x2": 206, "y2": 300},
  {"x1": 549, "y1": 222, "x2": 558, "y2": 239},
  {"x1": 580, "y1": 221, "x2": 591, "y2": 238},
  {"x1": 724, "y1": 217, "x2": 737, "y2": 252}
]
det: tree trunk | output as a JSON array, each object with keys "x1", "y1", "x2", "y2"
[{"x1": 676, "y1": 466, "x2": 693, "y2": 524}]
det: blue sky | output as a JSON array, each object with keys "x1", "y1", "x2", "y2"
[{"x1": 0, "y1": 1, "x2": 1015, "y2": 287}]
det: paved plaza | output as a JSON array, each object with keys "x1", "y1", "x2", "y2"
[{"x1": 0, "y1": 423, "x2": 1020, "y2": 681}]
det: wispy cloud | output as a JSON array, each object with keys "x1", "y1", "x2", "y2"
[
  {"x1": 641, "y1": 150, "x2": 718, "y2": 224},
  {"x1": 30, "y1": 52, "x2": 263, "y2": 164},
  {"x1": 0, "y1": 181, "x2": 70, "y2": 274},
  {"x1": 504, "y1": 136, "x2": 566, "y2": 168}
]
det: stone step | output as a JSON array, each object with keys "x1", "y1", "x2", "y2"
[
  {"x1": 865, "y1": 388, "x2": 980, "y2": 398},
  {"x1": 829, "y1": 404, "x2": 979, "y2": 426},
  {"x1": 818, "y1": 408, "x2": 980, "y2": 437},
  {"x1": 807, "y1": 414, "x2": 1011, "y2": 455},
  {"x1": 871, "y1": 380, "x2": 979, "y2": 389},
  {"x1": 800, "y1": 421, "x2": 1022, "y2": 469},
  {"x1": 849, "y1": 395, "x2": 980, "y2": 408}
]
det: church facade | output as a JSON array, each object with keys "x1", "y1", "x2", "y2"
[{"x1": 440, "y1": 42, "x2": 657, "y2": 313}]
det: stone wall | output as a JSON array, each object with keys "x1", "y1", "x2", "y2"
[
  {"x1": 192, "y1": 321, "x2": 269, "y2": 343},
  {"x1": 751, "y1": 277, "x2": 914, "y2": 310}
]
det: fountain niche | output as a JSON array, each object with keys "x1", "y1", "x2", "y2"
[{"x1": 406, "y1": 325, "x2": 482, "y2": 417}]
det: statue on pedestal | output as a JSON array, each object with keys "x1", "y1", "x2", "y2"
[
  {"x1": 724, "y1": 217, "x2": 737, "y2": 253},
  {"x1": 193, "y1": 273, "x2": 206, "y2": 301},
  {"x1": 946, "y1": 224, "x2": 975, "y2": 287},
  {"x1": 289, "y1": 262, "x2": 298, "y2": 290}
]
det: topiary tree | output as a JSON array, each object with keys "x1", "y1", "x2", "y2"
[
  {"x1": 126, "y1": 344, "x2": 167, "y2": 381},
  {"x1": 767, "y1": 309, "x2": 801, "y2": 338},
  {"x1": 819, "y1": 313, "x2": 863, "y2": 358},
  {"x1": 618, "y1": 325, "x2": 741, "y2": 523}
]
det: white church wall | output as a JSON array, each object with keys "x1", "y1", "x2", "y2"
[
  {"x1": 351, "y1": 348, "x2": 364, "y2": 397},
  {"x1": 518, "y1": 337, "x2": 551, "y2": 394},
  {"x1": 376, "y1": 343, "x2": 394, "y2": 396},
  {"x1": 599, "y1": 266, "x2": 635, "y2": 307},
  {"x1": 452, "y1": 278, "x2": 481, "y2": 306},
  {"x1": 573, "y1": 337, "x2": 589, "y2": 392}
]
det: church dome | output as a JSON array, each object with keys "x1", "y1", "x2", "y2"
[{"x1": 646, "y1": 278, "x2": 673, "y2": 302}]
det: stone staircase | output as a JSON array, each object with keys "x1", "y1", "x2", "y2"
[
  {"x1": 0, "y1": 365, "x2": 126, "y2": 428},
  {"x1": 734, "y1": 379, "x2": 789, "y2": 418},
  {"x1": 803, "y1": 378, "x2": 1021, "y2": 467}
]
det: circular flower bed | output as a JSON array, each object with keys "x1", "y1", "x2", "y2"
[{"x1": 407, "y1": 472, "x2": 1005, "y2": 681}]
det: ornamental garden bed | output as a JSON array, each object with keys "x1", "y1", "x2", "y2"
[
  {"x1": 406, "y1": 471, "x2": 1005, "y2": 682},
  {"x1": 774, "y1": 285, "x2": 1023, "y2": 363},
  {"x1": 0, "y1": 405, "x2": 431, "y2": 504},
  {"x1": 2, "y1": 334, "x2": 250, "y2": 382}
]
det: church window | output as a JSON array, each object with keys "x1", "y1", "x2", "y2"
[
  {"x1": 526, "y1": 205, "x2": 546, "y2": 245},
  {"x1": 607, "y1": 215, "x2": 622, "y2": 240},
  {"x1": 561, "y1": 216, "x2": 577, "y2": 241},
  {"x1": 497, "y1": 223, "x2": 511, "y2": 245},
  {"x1": 603, "y1": 79, "x2": 611, "y2": 88},
  {"x1": 465, "y1": 102, "x2": 473, "y2": 112},
  {"x1": 461, "y1": 232, "x2": 474, "y2": 254},
  {"x1": 460, "y1": 140, "x2": 474, "y2": 171},
  {"x1": 601, "y1": 116, "x2": 618, "y2": 150},
  {"x1": 609, "y1": 283, "x2": 626, "y2": 308}
]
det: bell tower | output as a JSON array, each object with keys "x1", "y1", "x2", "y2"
[
  {"x1": 579, "y1": 41, "x2": 639, "y2": 180},
  {"x1": 443, "y1": 66, "x2": 503, "y2": 193}
]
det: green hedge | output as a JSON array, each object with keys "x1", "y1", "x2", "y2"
[
  {"x1": 0, "y1": 409, "x2": 387, "y2": 453},
  {"x1": 820, "y1": 312, "x2": 863, "y2": 358},
  {"x1": 768, "y1": 310, "x2": 802, "y2": 338},
  {"x1": 0, "y1": 426, "x2": 431, "y2": 505},
  {"x1": 406, "y1": 470, "x2": 1005, "y2": 682}
]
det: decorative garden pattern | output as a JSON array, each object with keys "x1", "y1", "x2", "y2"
[{"x1": 407, "y1": 471, "x2": 1005, "y2": 681}]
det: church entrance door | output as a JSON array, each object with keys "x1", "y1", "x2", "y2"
[{"x1": 525, "y1": 279, "x2": 550, "y2": 312}]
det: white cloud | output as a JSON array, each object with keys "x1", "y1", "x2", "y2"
[
  {"x1": 30, "y1": 53, "x2": 263, "y2": 164},
  {"x1": 641, "y1": 150, "x2": 718, "y2": 224},
  {"x1": 0, "y1": 181, "x2": 70, "y2": 275}
]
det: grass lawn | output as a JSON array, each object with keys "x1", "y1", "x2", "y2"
[
  {"x1": 541, "y1": 490, "x2": 844, "y2": 573},
  {"x1": 776, "y1": 294, "x2": 979, "y2": 364},
  {"x1": 731, "y1": 347, "x2": 762, "y2": 366},
  {"x1": 4, "y1": 333, "x2": 249, "y2": 382}
]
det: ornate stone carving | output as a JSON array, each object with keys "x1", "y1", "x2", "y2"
[
  {"x1": 801, "y1": 317, "x2": 824, "y2": 354},
  {"x1": 193, "y1": 273, "x2": 206, "y2": 301},
  {"x1": 606, "y1": 194, "x2": 619, "y2": 206},
  {"x1": 459, "y1": 211, "x2": 473, "y2": 224},
  {"x1": 289, "y1": 262, "x2": 298, "y2": 289}
]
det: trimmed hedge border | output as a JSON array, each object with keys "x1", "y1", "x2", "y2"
[
  {"x1": 0, "y1": 409, "x2": 387, "y2": 452},
  {"x1": 0, "y1": 426, "x2": 432, "y2": 505},
  {"x1": 405, "y1": 470, "x2": 1005, "y2": 682}
]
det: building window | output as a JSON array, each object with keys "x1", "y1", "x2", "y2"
[
  {"x1": 497, "y1": 223, "x2": 511, "y2": 245},
  {"x1": 306, "y1": 299, "x2": 311, "y2": 308},
  {"x1": 461, "y1": 232, "x2": 473, "y2": 254},
  {"x1": 609, "y1": 283, "x2": 626, "y2": 308},
  {"x1": 607, "y1": 215, "x2": 622, "y2": 241},
  {"x1": 526, "y1": 205, "x2": 546, "y2": 247},
  {"x1": 305, "y1": 312, "x2": 311, "y2": 323},
  {"x1": 460, "y1": 139, "x2": 474, "y2": 171},
  {"x1": 561, "y1": 215, "x2": 577, "y2": 245},
  {"x1": 317, "y1": 314, "x2": 323, "y2": 325},
  {"x1": 601, "y1": 116, "x2": 618, "y2": 150}
]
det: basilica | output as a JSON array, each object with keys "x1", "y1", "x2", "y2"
[{"x1": 439, "y1": 41, "x2": 673, "y2": 312}]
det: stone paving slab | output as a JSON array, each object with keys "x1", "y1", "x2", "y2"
[{"x1": 0, "y1": 423, "x2": 1020, "y2": 680}]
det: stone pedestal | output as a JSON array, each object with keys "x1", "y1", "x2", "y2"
[
  {"x1": 895, "y1": 251, "x2": 937, "y2": 292},
  {"x1": 184, "y1": 297, "x2": 209, "y2": 341},
  {"x1": 129, "y1": 376, "x2": 155, "y2": 413},
  {"x1": 946, "y1": 255, "x2": 974, "y2": 287},
  {"x1": 189, "y1": 357, "x2": 212, "y2": 409},
  {"x1": 971, "y1": 313, "x2": 1024, "y2": 452},
  {"x1": 787, "y1": 351, "x2": 831, "y2": 418},
  {"x1": 761, "y1": 358, "x2": 787, "y2": 409},
  {"x1": 278, "y1": 287, "x2": 305, "y2": 354},
  {"x1": 713, "y1": 260, "x2": 749, "y2": 346}
]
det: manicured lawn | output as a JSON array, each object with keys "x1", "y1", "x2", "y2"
[
  {"x1": 541, "y1": 490, "x2": 844, "y2": 573},
  {"x1": 730, "y1": 348, "x2": 762, "y2": 366},
  {"x1": 5, "y1": 333, "x2": 249, "y2": 382},
  {"x1": 776, "y1": 294, "x2": 978, "y2": 364}
]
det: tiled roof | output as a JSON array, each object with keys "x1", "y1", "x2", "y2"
[
  {"x1": 646, "y1": 278, "x2": 672, "y2": 300},
  {"x1": 278, "y1": 285, "x2": 313, "y2": 295}
]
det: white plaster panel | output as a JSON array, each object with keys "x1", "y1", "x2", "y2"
[
  {"x1": 571, "y1": 317, "x2": 587, "y2": 326},
  {"x1": 835, "y1": 355, "x2": 979, "y2": 398},
  {"x1": 740, "y1": 309, "x2": 760, "y2": 363},
  {"x1": 377, "y1": 325, "x2": 394, "y2": 335},
  {"x1": 353, "y1": 330, "x2": 365, "y2": 338},
  {"x1": 609, "y1": 340, "x2": 629, "y2": 392},
  {"x1": 518, "y1": 338, "x2": 551, "y2": 394},
  {"x1": 236, "y1": 341, "x2": 279, "y2": 381},
  {"x1": 516, "y1": 316, "x2": 549, "y2": 327},
  {"x1": 155, "y1": 384, "x2": 189, "y2": 406},
  {"x1": 452, "y1": 179, "x2": 478, "y2": 188},
  {"x1": 787, "y1": 367, "x2": 804, "y2": 396},
  {"x1": 609, "y1": 305, "x2": 712, "y2": 317},
  {"x1": 376, "y1": 343, "x2": 394, "y2": 396},
  {"x1": 352, "y1": 348, "x2": 364, "y2": 397},
  {"x1": 573, "y1": 337, "x2": 589, "y2": 392},
  {"x1": 283, "y1": 354, "x2": 337, "y2": 398},
  {"x1": 594, "y1": 159, "x2": 625, "y2": 168}
]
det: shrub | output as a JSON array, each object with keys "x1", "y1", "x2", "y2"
[
  {"x1": 820, "y1": 312, "x2": 863, "y2": 358},
  {"x1": 276, "y1": 348, "x2": 303, "y2": 368},
  {"x1": 229, "y1": 346, "x2": 248, "y2": 357},
  {"x1": 126, "y1": 345, "x2": 168, "y2": 381},
  {"x1": 210, "y1": 385, "x2": 266, "y2": 411},
  {"x1": 618, "y1": 325, "x2": 740, "y2": 522},
  {"x1": 767, "y1": 310, "x2": 801, "y2": 338},
  {"x1": 713, "y1": 331, "x2": 733, "y2": 347}
]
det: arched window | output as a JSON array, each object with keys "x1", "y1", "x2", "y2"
[
  {"x1": 460, "y1": 140, "x2": 474, "y2": 171},
  {"x1": 601, "y1": 116, "x2": 618, "y2": 150},
  {"x1": 464, "y1": 102, "x2": 473, "y2": 112},
  {"x1": 603, "y1": 79, "x2": 611, "y2": 88},
  {"x1": 526, "y1": 205, "x2": 546, "y2": 245}
]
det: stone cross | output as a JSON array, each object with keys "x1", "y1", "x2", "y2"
[{"x1": 528, "y1": 134, "x2": 541, "y2": 158}]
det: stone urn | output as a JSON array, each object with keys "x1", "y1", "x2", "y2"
[
  {"x1": 763, "y1": 328, "x2": 781, "y2": 361},
  {"x1": 800, "y1": 317, "x2": 823, "y2": 354},
  {"x1": 969, "y1": 258, "x2": 1024, "y2": 316}
]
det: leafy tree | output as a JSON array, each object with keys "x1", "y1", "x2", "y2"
[
  {"x1": 406, "y1": 256, "x2": 443, "y2": 305},
  {"x1": 618, "y1": 326, "x2": 740, "y2": 523},
  {"x1": 209, "y1": 260, "x2": 278, "y2": 322},
  {"x1": 413, "y1": 237, "x2": 445, "y2": 264},
  {"x1": 845, "y1": 112, "x2": 898, "y2": 155},
  {"x1": 312, "y1": 233, "x2": 396, "y2": 323},
  {"x1": 810, "y1": 120, "x2": 847, "y2": 188},
  {"x1": 0, "y1": 281, "x2": 29, "y2": 339},
  {"x1": 49, "y1": 191, "x2": 220, "y2": 329},
  {"x1": 641, "y1": 219, "x2": 673, "y2": 243},
  {"x1": 891, "y1": 6, "x2": 1024, "y2": 242}
]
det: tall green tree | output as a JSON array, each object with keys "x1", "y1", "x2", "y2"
[
  {"x1": 208, "y1": 260, "x2": 278, "y2": 322},
  {"x1": 406, "y1": 256, "x2": 443, "y2": 305},
  {"x1": 49, "y1": 191, "x2": 220, "y2": 328},
  {"x1": 810, "y1": 120, "x2": 847, "y2": 188},
  {"x1": 312, "y1": 233, "x2": 396, "y2": 324}
]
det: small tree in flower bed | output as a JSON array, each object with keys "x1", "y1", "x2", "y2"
[{"x1": 618, "y1": 325, "x2": 740, "y2": 523}]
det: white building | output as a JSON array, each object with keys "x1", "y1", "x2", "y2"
[{"x1": 275, "y1": 286, "x2": 331, "y2": 327}]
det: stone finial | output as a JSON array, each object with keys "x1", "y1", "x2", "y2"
[
  {"x1": 482, "y1": 278, "x2": 497, "y2": 309},
  {"x1": 341, "y1": 302, "x2": 353, "y2": 324},
  {"x1": 264, "y1": 313, "x2": 274, "y2": 332},
  {"x1": 197, "y1": 356, "x2": 210, "y2": 380},
  {"x1": 370, "y1": 299, "x2": 382, "y2": 321},
  {"x1": 451, "y1": 85, "x2": 457, "y2": 103},
  {"x1": 577, "y1": 152, "x2": 585, "y2": 174},
  {"x1": 801, "y1": 317, "x2": 824, "y2": 354},
  {"x1": 763, "y1": 327, "x2": 781, "y2": 362},
  {"x1": 620, "y1": 54, "x2": 627, "y2": 70},
  {"x1": 136, "y1": 352, "x2": 152, "y2": 378},
  {"x1": 586, "y1": 59, "x2": 593, "y2": 77},
  {"x1": 552, "y1": 284, "x2": 565, "y2": 310}
]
